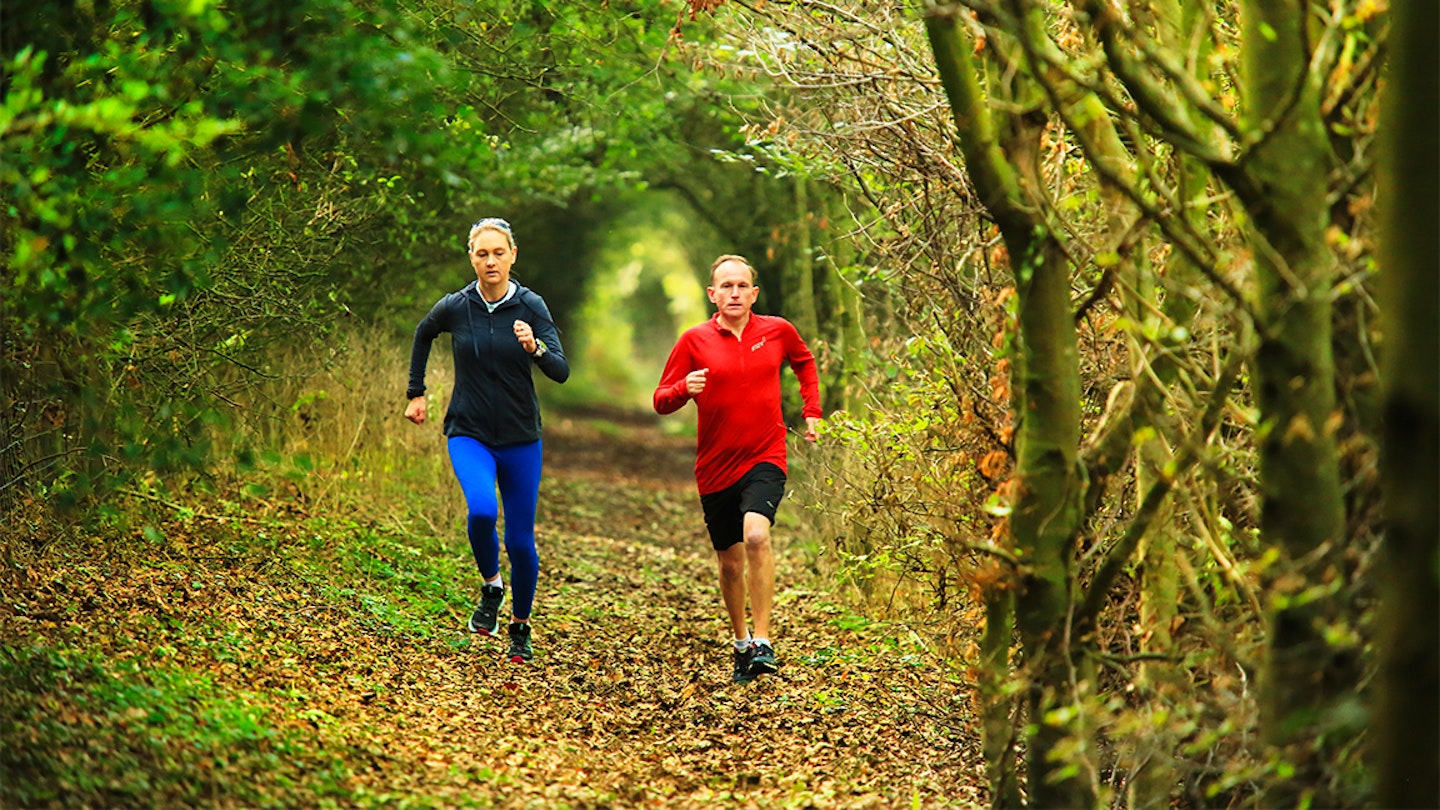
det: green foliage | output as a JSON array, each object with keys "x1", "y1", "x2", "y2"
[
  {"x1": 2, "y1": 0, "x2": 471, "y2": 509},
  {"x1": 556, "y1": 190, "x2": 716, "y2": 410},
  {"x1": 4, "y1": 0, "x2": 452, "y2": 333},
  {"x1": 1, "y1": 0, "x2": 791, "y2": 520},
  {"x1": 297, "y1": 516, "x2": 475, "y2": 640},
  {"x1": 798, "y1": 326, "x2": 1000, "y2": 617},
  {"x1": 0, "y1": 645, "x2": 353, "y2": 807}
]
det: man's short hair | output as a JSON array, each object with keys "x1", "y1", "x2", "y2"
[{"x1": 709, "y1": 254, "x2": 757, "y2": 284}]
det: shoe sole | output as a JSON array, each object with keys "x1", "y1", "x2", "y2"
[
  {"x1": 469, "y1": 620, "x2": 500, "y2": 635},
  {"x1": 750, "y1": 654, "x2": 778, "y2": 676}
]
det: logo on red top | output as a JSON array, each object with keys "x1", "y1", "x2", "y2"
[{"x1": 751, "y1": 337, "x2": 767, "y2": 352}]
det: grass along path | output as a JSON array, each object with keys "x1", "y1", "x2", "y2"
[{"x1": 2, "y1": 410, "x2": 985, "y2": 808}]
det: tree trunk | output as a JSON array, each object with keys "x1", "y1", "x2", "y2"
[
  {"x1": 981, "y1": 588, "x2": 1021, "y2": 808},
  {"x1": 1231, "y1": 1, "x2": 1352, "y2": 762},
  {"x1": 926, "y1": 7, "x2": 1091, "y2": 805},
  {"x1": 786, "y1": 177, "x2": 821, "y2": 342},
  {"x1": 1008, "y1": 233, "x2": 1088, "y2": 809},
  {"x1": 1129, "y1": 5, "x2": 1205, "y2": 801},
  {"x1": 1374, "y1": 1, "x2": 1440, "y2": 805},
  {"x1": 821, "y1": 191, "x2": 866, "y2": 415}
]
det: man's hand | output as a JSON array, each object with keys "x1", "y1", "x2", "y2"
[
  {"x1": 803, "y1": 416, "x2": 821, "y2": 443},
  {"x1": 513, "y1": 319, "x2": 537, "y2": 354},
  {"x1": 685, "y1": 368, "x2": 709, "y2": 396},
  {"x1": 405, "y1": 396, "x2": 427, "y2": 425}
]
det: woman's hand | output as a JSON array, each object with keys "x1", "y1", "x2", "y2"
[
  {"x1": 405, "y1": 396, "x2": 427, "y2": 425},
  {"x1": 513, "y1": 320, "x2": 537, "y2": 354}
]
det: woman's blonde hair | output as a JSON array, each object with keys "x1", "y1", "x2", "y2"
[{"x1": 468, "y1": 217, "x2": 516, "y2": 252}]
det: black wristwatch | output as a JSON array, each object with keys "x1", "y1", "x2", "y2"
[{"x1": 531, "y1": 339, "x2": 548, "y2": 358}]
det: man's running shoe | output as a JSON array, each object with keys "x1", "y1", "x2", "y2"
[
  {"x1": 749, "y1": 641, "x2": 779, "y2": 677},
  {"x1": 732, "y1": 644, "x2": 757, "y2": 684},
  {"x1": 506, "y1": 622, "x2": 533, "y2": 663},
  {"x1": 468, "y1": 585, "x2": 504, "y2": 636}
]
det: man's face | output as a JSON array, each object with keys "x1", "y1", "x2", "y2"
[{"x1": 707, "y1": 260, "x2": 759, "y2": 319}]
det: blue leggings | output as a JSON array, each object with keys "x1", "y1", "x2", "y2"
[{"x1": 446, "y1": 436, "x2": 543, "y2": 621}]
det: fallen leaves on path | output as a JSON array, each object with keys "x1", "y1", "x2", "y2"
[{"x1": 1, "y1": 412, "x2": 986, "y2": 808}]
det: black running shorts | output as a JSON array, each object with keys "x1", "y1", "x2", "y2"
[{"x1": 699, "y1": 462, "x2": 787, "y2": 551}]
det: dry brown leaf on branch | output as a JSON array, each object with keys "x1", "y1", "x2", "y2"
[{"x1": 978, "y1": 450, "x2": 1009, "y2": 479}]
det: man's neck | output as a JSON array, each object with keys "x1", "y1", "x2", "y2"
[{"x1": 717, "y1": 311, "x2": 751, "y2": 336}]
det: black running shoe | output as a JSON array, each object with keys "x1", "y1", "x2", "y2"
[
  {"x1": 749, "y1": 641, "x2": 779, "y2": 676},
  {"x1": 732, "y1": 645, "x2": 757, "y2": 684},
  {"x1": 468, "y1": 585, "x2": 504, "y2": 636},
  {"x1": 506, "y1": 622, "x2": 533, "y2": 663}
]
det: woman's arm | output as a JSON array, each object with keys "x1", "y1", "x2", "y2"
[
  {"x1": 406, "y1": 296, "x2": 450, "y2": 401},
  {"x1": 523, "y1": 294, "x2": 570, "y2": 384}
]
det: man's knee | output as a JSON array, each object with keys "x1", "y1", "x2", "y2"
[{"x1": 743, "y1": 523, "x2": 771, "y2": 549}]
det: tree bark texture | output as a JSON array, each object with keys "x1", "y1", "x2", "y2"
[
  {"x1": 981, "y1": 588, "x2": 1021, "y2": 808},
  {"x1": 1375, "y1": 0, "x2": 1440, "y2": 804},
  {"x1": 1234, "y1": 0, "x2": 1353, "y2": 755},
  {"x1": 821, "y1": 191, "x2": 866, "y2": 415},
  {"x1": 786, "y1": 177, "x2": 821, "y2": 343},
  {"x1": 926, "y1": 6, "x2": 1091, "y2": 806}
]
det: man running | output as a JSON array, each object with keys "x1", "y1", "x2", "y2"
[{"x1": 653, "y1": 254, "x2": 822, "y2": 683}]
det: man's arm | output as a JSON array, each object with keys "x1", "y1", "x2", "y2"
[
  {"x1": 654, "y1": 335, "x2": 697, "y2": 415},
  {"x1": 785, "y1": 322, "x2": 823, "y2": 420}
]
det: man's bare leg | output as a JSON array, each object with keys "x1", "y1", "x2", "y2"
[
  {"x1": 743, "y1": 511, "x2": 775, "y2": 641},
  {"x1": 717, "y1": 543, "x2": 749, "y2": 641}
]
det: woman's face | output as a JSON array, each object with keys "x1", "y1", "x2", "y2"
[{"x1": 469, "y1": 228, "x2": 517, "y2": 290}]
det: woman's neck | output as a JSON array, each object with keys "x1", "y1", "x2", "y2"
[{"x1": 479, "y1": 279, "x2": 511, "y2": 302}]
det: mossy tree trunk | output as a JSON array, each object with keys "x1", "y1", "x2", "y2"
[
  {"x1": 926, "y1": 7, "x2": 1090, "y2": 806},
  {"x1": 820, "y1": 191, "x2": 867, "y2": 415},
  {"x1": 1005, "y1": 230, "x2": 1088, "y2": 809},
  {"x1": 1130, "y1": 2, "x2": 1206, "y2": 798},
  {"x1": 1228, "y1": 2, "x2": 1353, "y2": 767},
  {"x1": 1374, "y1": 1, "x2": 1440, "y2": 804},
  {"x1": 979, "y1": 588, "x2": 1020, "y2": 807},
  {"x1": 1132, "y1": 0, "x2": 1207, "y2": 672},
  {"x1": 786, "y1": 177, "x2": 821, "y2": 343}
]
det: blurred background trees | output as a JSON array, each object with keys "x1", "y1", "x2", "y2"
[{"x1": 3, "y1": 0, "x2": 1432, "y2": 806}]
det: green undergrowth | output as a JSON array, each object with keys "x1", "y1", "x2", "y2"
[
  {"x1": 292, "y1": 514, "x2": 476, "y2": 641},
  {"x1": 0, "y1": 645, "x2": 353, "y2": 808}
]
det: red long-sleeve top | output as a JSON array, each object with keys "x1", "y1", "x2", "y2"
[{"x1": 654, "y1": 314, "x2": 823, "y2": 495}]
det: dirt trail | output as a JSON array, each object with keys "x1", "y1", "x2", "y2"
[
  {"x1": 3, "y1": 410, "x2": 985, "y2": 808},
  {"x1": 355, "y1": 410, "x2": 984, "y2": 808}
]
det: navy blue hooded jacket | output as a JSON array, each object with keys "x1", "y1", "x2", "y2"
[{"x1": 407, "y1": 280, "x2": 569, "y2": 446}]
